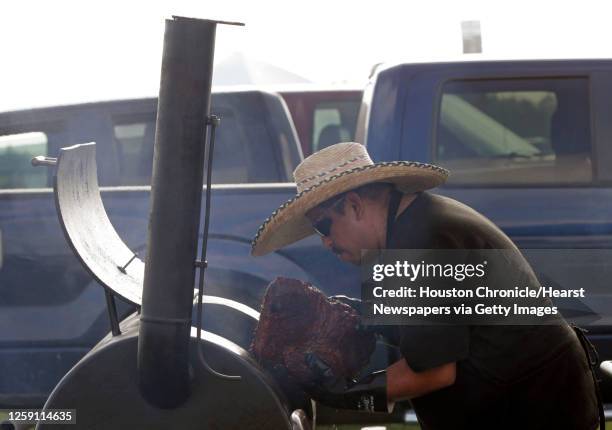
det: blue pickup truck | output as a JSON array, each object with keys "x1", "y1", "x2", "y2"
[{"x1": 2, "y1": 59, "x2": 612, "y2": 409}]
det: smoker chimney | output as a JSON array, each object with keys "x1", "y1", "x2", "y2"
[{"x1": 137, "y1": 16, "x2": 230, "y2": 409}]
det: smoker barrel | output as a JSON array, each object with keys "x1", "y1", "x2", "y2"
[{"x1": 37, "y1": 314, "x2": 306, "y2": 429}]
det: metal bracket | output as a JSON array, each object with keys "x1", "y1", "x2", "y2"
[
  {"x1": 206, "y1": 114, "x2": 221, "y2": 127},
  {"x1": 31, "y1": 156, "x2": 57, "y2": 167},
  {"x1": 104, "y1": 290, "x2": 121, "y2": 336},
  {"x1": 118, "y1": 253, "x2": 139, "y2": 274},
  {"x1": 194, "y1": 259, "x2": 208, "y2": 269}
]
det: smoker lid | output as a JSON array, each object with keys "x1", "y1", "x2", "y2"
[{"x1": 53, "y1": 142, "x2": 144, "y2": 305}]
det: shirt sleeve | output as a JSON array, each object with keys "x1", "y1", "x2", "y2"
[{"x1": 398, "y1": 325, "x2": 469, "y2": 372}]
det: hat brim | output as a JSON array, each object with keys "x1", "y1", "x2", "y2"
[{"x1": 250, "y1": 161, "x2": 448, "y2": 257}]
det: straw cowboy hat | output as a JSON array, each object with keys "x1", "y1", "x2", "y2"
[{"x1": 250, "y1": 142, "x2": 448, "y2": 256}]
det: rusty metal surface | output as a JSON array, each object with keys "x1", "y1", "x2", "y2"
[{"x1": 53, "y1": 143, "x2": 144, "y2": 305}]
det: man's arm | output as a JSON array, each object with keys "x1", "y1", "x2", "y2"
[
  {"x1": 300, "y1": 353, "x2": 456, "y2": 413},
  {"x1": 387, "y1": 358, "x2": 456, "y2": 401}
]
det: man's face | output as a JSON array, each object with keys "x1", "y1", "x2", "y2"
[{"x1": 306, "y1": 192, "x2": 378, "y2": 265}]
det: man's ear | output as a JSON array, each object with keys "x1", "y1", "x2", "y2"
[{"x1": 344, "y1": 191, "x2": 365, "y2": 220}]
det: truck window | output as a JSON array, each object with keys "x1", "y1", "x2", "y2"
[
  {"x1": 113, "y1": 118, "x2": 155, "y2": 186},
  {"x1": 279, "y1": 90, "x2": 362, "y2": 157},
  {"x1": 0, "y1": 131, "x2": 48, "y2": 188},
  {"x1": 436, "y1": 78, "x2": 592, "y2": 185},
  {"x1": 112, "y1": 107, "x2": 281, "y2": 185},
  {"x1": 212, "y1": 108, "x2": 253, "y2": 183},
  {"x1": 312, "y1": 101, "x2": 358, "y2": 153}
]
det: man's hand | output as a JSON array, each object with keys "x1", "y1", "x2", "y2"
[
  {"x1": 329, "y1": 295, "x2": 397, "y2": 344},
  {"x1": 302, "y1": 352, "x2": 389, "y2": 413}
]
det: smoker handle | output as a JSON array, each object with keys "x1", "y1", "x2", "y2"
[
  {"x1": 31, "y1": 155, "x2": 57, "y2": 167},
  {"x1": 600, "y1": 360, "x2": 612, "y2": 380},
  {"x1": 290, "y1": 409, "x2": 312, "y2": 430}
]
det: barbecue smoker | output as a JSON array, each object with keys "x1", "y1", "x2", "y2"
[{"x1": 31, "y1": 17, "x2": 312, "y2": 430}]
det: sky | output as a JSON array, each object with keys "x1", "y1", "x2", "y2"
[{"x1": 2, "y1": 0, "x2": 612, "y2": 111}]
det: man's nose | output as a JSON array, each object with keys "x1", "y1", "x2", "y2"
[{"x1": 321, "y1": 235, "x2": 333, "y2": 249}]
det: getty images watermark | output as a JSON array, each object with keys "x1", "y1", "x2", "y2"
[{"x1": 361, "y1": 249, "x2": 606, "y2": 326}]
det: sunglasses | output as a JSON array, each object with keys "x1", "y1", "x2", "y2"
[
  {"x1": 311, "y1": 195, "x2": 345, "y2": 237},
  {"x1": 313, "y1": 217, "x2": 334, "y2": 237}
]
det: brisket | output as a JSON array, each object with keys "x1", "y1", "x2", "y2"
[{"x1": 251, "y1": 277, "x2": 376, "y2": 386}]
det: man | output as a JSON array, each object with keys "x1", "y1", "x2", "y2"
[{"x1": 251, "y1": 142, "x2": 600, "y2": 429}]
